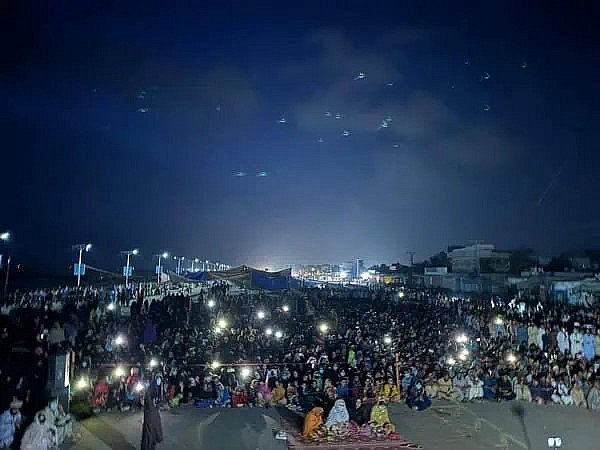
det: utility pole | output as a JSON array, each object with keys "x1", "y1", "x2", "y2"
[
  {"x1": 3, "y1": 256, "x2": 10, "y2": 301},
  {"x1": 406, "y1": 251, "x2": 415, "y2": 287}
]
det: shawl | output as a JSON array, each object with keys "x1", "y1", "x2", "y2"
[
  {"x1": 325, "y1": 399, "x2": 349, "y2": 427},
  {"x1": 370, "y1": 403, "x2": 391, "y2": 426},
  {"x1": 301, "y1": 407, "x2": 323, "y2": 437}
]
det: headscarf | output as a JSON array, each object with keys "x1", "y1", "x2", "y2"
[
  {"x1": 370, "y1": 402, "x2": 391, "y2": 427},
  {"x1": 301, "y1": 407, "x2": 324, "y2": 437},
  {"x1": 325, "y1": 399, "x2": 349, "y2": 427}
]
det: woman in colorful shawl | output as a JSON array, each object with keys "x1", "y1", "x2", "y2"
[
  {"x1": 271, "y1": 381, "x2": 287, "y2": 406},
  {"x1": 256, "y1": 382, "x2": 272, "y2": 407},
  {"x1": 324, "y1": 399, "x2": 349, "y2": 428},
  {"x1": 21, "y1": 411, "x2": 56, "y2": 450},
  {"x1": 369, "y1": 399, "x2": 391, "y2": 428},
  {"x1": 301, "y1": 407, "x2": 324, "y2": 438},
  {"x1": 381, "y1": 378, "x2": 401, "y2": 402}
]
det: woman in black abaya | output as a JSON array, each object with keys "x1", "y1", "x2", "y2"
[{"x1": 141, "y1": 377, "x2": 163, "y2": 450}]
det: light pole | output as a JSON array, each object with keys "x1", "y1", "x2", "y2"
[
  {"x1": 121, "y1": 249, "x2": 139, "y2": 287},
  {"x1": 73, "y1": 243, "x2": 92, "y2": 287},
  {"x1": 1, "y1": 232, "x2": 11, "y2": 301},
  {"x1": 173, "y1": 256, "x2": 184, "y2": 275},
  {"x1": 154, "y1": 252, "x2": 168, "y2": 283},
  {"x1": 191, "y1": 258, "x2": 199, "y2": 272}
]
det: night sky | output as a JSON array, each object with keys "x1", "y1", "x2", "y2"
[{"x1": 1, "y1": 1, "x2": 599, "y2": 272}]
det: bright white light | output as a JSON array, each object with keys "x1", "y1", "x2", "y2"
[
  {"x1": 494, "y1": 317, "x2": 504, "y2": 325},
  {"x1": 85, "y1": 243, "x2": 92, "y2": 252},
  {"x1": 0, "y1": 232, "x2": 10, "y2": 241},
  {"x1": 211, "y1": 361, "x2": 221, "y2": 369},
  {"x1": 458, "y1": 353, "x2": 467, "y2": 361},
  {"x1": 506, "y1": 353, "x2": 517, "y2": 363},
  {"x1": 114, "y1": 366, "x2": 125, "y2": 377},
  {"x1": 360, "y1": 272, "x2": 370, "y2": 280},
  {"x1": 282, "y1": 305, "x2": 290, "y2": 312},
  {"x1": 107, "y1": 303, "x2": 115, "y2": 311},
  {"x1": 447, "y1": 357, "x2": 456, "y2": 366},
  {"x1": 135, "y1": 382, "x2": 144, "y2": 392},
  {"x1": 257, "y1": 310, "x2": 266, "y2": 319},
  {"x1": 115, "y1": 335, "x2": 125, "y2": 346},
  {"x1": 455, "y1": 334, "x2": 467, "y2": 344},
  {"x1": 215, "y1": 325, "x2": 222, "y2": 333},
  {"x1": 383, "y1": 336, "x2": 392, "y2": 345},
  {"x1": 275, "y1": 330, "x2": 283, "y2": 339},
  {"x1": 339, "y1": 271, "x2": 348, "y2": 279},
  {"x1": 161, "y1": 252, "x2": 169, "y2": 258},
  {"x1": 319, "y1": 323, "x2": 329, "y2": 333},
  {"x1": 241, "y1": 367, "x2": 251, "y2": 378},
  {"x1": 218, "y1": 319, "x2": 227, "y2": 328},
  {"x1": 265, "y1": 327, "x2": 273, "y2": 336},
  {"x1": 150, "y1": 358, "x2": 158, "y2": 368},
  {"x1": 207, "y1": 299, "x2": 215, "y2": 308},
  {"x1": 76, "y1": 377, "x2": 88, "y2": 390},
  {"x1": 460, "y1": 349, "x2": 469, "y2": 358},
  {"x1": 398, "y1": 291, "x2": 405, "y2": 298}
]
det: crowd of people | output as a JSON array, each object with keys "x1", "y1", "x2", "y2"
[{"x1": 1, "y1": 278, "x2": 600, "y2": 447}]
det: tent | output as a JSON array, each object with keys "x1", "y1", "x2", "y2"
[{"x1": 186, "y1": 266, "x2": 291, "y2": 291}]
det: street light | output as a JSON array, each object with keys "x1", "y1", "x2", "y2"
[
  {"x1": 282, "y1": 305, "x2": 290, "y2": 312},
  {"x1": 1, "y1": 232, "x2": 12, "y2": 301},
  {"x1": 73, "y1": 243, "x2": 92, "y2": 288},
  {"x1": 265, "y1": 327, "x2": 273, "y2": 336},
  {"x1": 0, "y1": 232, "x2": 10, "y2": 241},
  {"x1": 173, "y1": 256, "x2": 185, "y2": 275},
  {"x1": 154, "y1": 252, "x2": 169, "y2": 283},
  {"x1": 240, "y1": 367, "x2": 251, "y2": 379},
  {"x1": 319, "y1": 323, "x2": 329, "y2": 333},
  {"x1": 207, "y1": 299, "x2": 215, "y2": 308},
  {"x1": 191, "y1": 258, "x2": 199, "y2": 272},
  {"x1": 218, "y1": 318, "x2": 227, "y2": 328},
  {"x1": 257, "y1": 310, "x2": 266, "y2": 319},
  {"x1": 383, "y1": 336, "x2": 392, "y2": 345},
  {"x1": 120, "y1": 249, "x2": 139, "y2": 287},
  {"x1": 275, "y1": 330, "x2": 283, "y2": 339}
]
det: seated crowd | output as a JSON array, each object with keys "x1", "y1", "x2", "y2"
[{"x1": 1, "y1": 280, "x2": 600, "y2": 447}]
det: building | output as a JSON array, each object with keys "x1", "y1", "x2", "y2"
[{"x1": 449, "y1": 244, "x2": 510, "y2": 274}]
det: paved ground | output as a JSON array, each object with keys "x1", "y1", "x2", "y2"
[{"x1": 68, "y1": 400, "x2": 600, "y2": 450}]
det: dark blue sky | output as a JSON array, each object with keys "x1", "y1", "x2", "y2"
[{"x1": 1, "y1": 1, "x2": 599, "y2": 272}]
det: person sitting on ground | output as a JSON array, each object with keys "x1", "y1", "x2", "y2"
[
  {"x1": 514, "y1": 376, "x2": 532, "y2": 402},
  {"x1": 271, "y1": 381, "x2": 287, "y2": 406},
  {"x1": 301, "y1": 407, "x2": 324, "y2": 439},
  {"x1": 324, "y1": 399, "x2": 349, "y2": 432},
  {"x1": 453, "y1": 371, "x2": 469, "y2": 402},
  {"x1": 0, "y1": 399, "x2": 22, "y2": 449},
  {"x1": 571, "y1": 381, "x2": 587, "y2": 408},
  {"x1": 349, "y1": 398, "x2": 370, "y2": 426},
  {"x1": 20, "y1": 411, "x2": 56, "y2": 450},
  {"x1": 369, "y1": 399, "x2": 395, "y2": 435},
  {"x1": 435, "y1": 374, "x2": 454, "y2": 400},
  {"x1": 587, "y1": 379, "x2": 600, "y2": 410},
  {"x1": 551, "y1": 379, "x2": 573, "y2": 406},
  {"x1": 406, "y1": 382, "x2": 432, "y2": 411},
  {"x1": 256, "y1": 382, "x2": 272, "y2": 407},
  {"x1": 214, "y1": 382, "x2": 231, "y2": 407},
  {"x1": 497, "y1": 374, "x2": 515, "y2": 401},
  {"x1": 381, "y1": 378, "x2": 401, "y2": 403},
  {"x1": 467, "y1": 372, "x2": 484, "y2": 401},
  {"x1": 232, "y1": 387, "x2": 248, "y2": 408},
  {"x1": 43, "y1": 398, "x2": 73, "y2": 445}
]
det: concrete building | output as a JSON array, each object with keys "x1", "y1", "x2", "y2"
[{"x1": 449, "y1": 244, "x2": 510, "y2": 274}]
